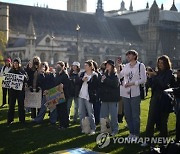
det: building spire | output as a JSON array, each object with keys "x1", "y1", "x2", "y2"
[
  {"x1": 146, "y1": 2, "x2": 149, "y2": 9},
  {"x1": 27, "y1": 16, "x2": 36, "y2": 39},
  {"x1": 170, "y1": 0, "x2": 178, "y2": 11},
  {"x1": 161, "y1": 4, "x2": 164, "y2": 10},
  {"x1": 129, "y1": 0, "x2": 133, "y2": 11},
  {"x1": 96, "y1": 0, "x2": 104, "y2": 17},
  {"x1": 120, "y1": 0, "x2": 126, "y2": 11}
]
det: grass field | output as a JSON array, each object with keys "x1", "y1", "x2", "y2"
[{"x1": 0, "y1": 79, "x2": 176, "y2": 154}]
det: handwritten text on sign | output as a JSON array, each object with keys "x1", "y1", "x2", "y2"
[{"x1": 2, "y1": 73, "x2": 24, "y2": 90}]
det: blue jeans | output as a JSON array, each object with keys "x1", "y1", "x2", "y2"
[
  {"x1": 78, "y1": 97, "x2": 96, "y2": 131},
  {"x1": 67, "y1": 97, "x2": 79, "y2": 121},
  {"x1": 100, "y1": 102, "x2": 119, "y2": 134},
  {"x1": 34, "y1": 96, "x2": 57, "y2": 124},
  {"x1": 122, "y1": 96, "x2": 141, "y2": 136}
]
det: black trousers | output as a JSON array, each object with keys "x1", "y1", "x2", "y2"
[
  {"x1": 2, "y1": 87, "x2": 10, "y2": 106},
  {"x1": 56, "y1": 101, "x2": 69, "y2": 128},
  {"x1": 31, "y1": 108, "x2": 40, "y2": 119},
  {"x1": 7, "y1": 89, "x2": 25, "y2": 123},
  {"x1": 146, "y1": 95, "x2": 169, "y2": 138}
]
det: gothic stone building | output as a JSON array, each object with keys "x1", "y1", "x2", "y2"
[
  {"x1": 0, "y1": 1, "x2": 144, "y2": 66},
  {"x1": 107, "y1": 0, "x2": 180, "y2": 68}
]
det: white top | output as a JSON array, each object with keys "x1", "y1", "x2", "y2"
[
  {"x1": 79, "y1": 73, "x2": 92, "y2": 101},
  {"x1": 0, "y1": 66, "x2": 11, "y2": 77},
  {"x1": 118, "y1": 61, "x2": 147, "y2": 98}
]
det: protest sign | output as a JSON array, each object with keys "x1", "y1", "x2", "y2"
[
  {"x1": 45, "y1": 84, "x2": 66, "y2": 112},
  {"x1": 2, "y1": 73, "x2": 24, "y2": 91},
  {"x1": 24, "y1": 88, "x2": 42, "y2": 108}
]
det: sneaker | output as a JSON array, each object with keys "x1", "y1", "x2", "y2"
[
  {"x1": 1, "y1": 104, "x2": 6, "y2": 108},
  {"x1": 89, "y1": 130, "x2": 95, "y2": 135},
  {"x1": 58, "y1": 126, "x2": 66, "y2": 130},
  {"x1": 141, "y1": 142, "x2": 149, "y2": 147},
  {"x1": 81, "y1": 130, "x2": 85, "y2": 134},
  {"x1": 110, "y1": 132, "x2": 118, "y2": 137},
  {"x1": 127, "y1": 134, "x2": 134, "y2": 139}
]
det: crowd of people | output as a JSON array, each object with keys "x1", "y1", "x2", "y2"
[{"x1": 0, "y1": 50, "x2": 180, "y2": 146}]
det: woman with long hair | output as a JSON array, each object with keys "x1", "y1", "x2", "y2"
[
  {"x1": 33, "y1": 62, "x2": 57, "y2": 124},
  {"x1": 26, "y1": 56, "x2": 41, "y2": 119},
  {"x1": 142, "y1": 55, "x2": 175, "y2": 146},
  {"x1": 78, "y1": 60, "x2": 98, "y2": 135},
  {"x1": 99, "y1": 60, "x2": 120, "y2": 136}
]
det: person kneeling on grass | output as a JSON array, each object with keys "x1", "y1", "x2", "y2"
[{"x1": 33, "y1": 62, "x2": 57, "y2": 125}]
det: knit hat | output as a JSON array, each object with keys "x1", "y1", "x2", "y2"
[
  {"x1": 13, "y1": 57, "x2": 21, "y2": 64},
  {"x1": 6, "y1": 58, "x2": 11, "y2": 63},
  {"x1": 105, "y1": 60, "x2": 115, "y2": 67},
  {"x1": 72, "y1": 61, "x2": 80, "y2": 67}
]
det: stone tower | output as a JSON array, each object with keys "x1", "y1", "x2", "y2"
[
  {"x1": 67, "y1": 0, "x2": 87, "y2": 12},
  {"x1": 0, "y1": 4, "x2": 9, "y2": 41},
  {"x1": 96, "y1": 0, "x2": 104, "y2": 17},
  {"x1": 26, "y1": 16, "x2": 36, "y2": 59},
  {"x1": 147, "y1": 0, "x2": 160, "y2": 65}
]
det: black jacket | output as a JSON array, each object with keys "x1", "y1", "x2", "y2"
[
  {"x1": 79, "y1": 71, "x2": 99, "y2": 103},
  {"x1": 54, "y1": 71, "x2": 70, "y2": 100},
  {"x1": 99, "y1": 72, "x2": 120, "y2": 102},
  {"x1": 150, "y1": 69, "x2": 174, "y2": 113},
  {"x1": 25, "y1": 67, "x2": 40, "y2": 88},
  {"x1": 68, "y1": 72, "x2": 81, "y2": 98},
  {"x1": 9, "y1": 67, "x2": 27, "y2": 91},
  {"x1": 37, "y1": 72, "x2": 55, "y2": 92}
]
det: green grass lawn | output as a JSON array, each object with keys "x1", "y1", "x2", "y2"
[{"x1": 0, "y1": 79, "x2": 176, "y2": 154}]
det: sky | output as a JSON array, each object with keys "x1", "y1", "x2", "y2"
[{"x1": 1, "y1": 0, "x2": 180, "y2": 12}]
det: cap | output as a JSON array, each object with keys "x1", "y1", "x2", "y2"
[
  {"x1": 106, "y1": 60, "x2": 115, "y2": 67},
  {"x1": 72, "y1": 61, "x2": 80, "y2": 67},
  {"x1": 13, "y1": 57, "x2": 21, "y2": 64}
]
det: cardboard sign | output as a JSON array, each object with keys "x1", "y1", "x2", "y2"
[
  {"x1": 2, "y1": 73, "x2": 25, "y2": 91},
  {"x1": 45, "y1": 84, "x2": 66, "y2": 112},
  {"x1": 24, "y1": 88, "x2": 42, "y2": 108}
]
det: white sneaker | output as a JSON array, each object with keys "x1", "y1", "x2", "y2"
[
  {"x1": 89, "y1": 130, "x2": 95, "y2": 135},
  {"x1": 127, "y1": 134, "x2": 134, "y2": 139},
  {"x1": 141, "y1": 142, "x2": 149, "y2": 147},
  {"x1": 81, "y1": 130, "x2": 85, "y2": 134}
]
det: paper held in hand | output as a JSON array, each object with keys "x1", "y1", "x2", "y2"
[
  {"x1": 45, "y1": 84, "x2": 66, "y2": 112},
  {"x1": 24, "y1": 88, "x2": 42, "y2": 108},
  {"x1": 2, "y1": 73, "x2": 25, "y2": 91}
]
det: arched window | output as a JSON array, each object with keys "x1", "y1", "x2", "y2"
[
  {"x1": 40, "y1": 53, "x2": 46, "y2": 62},
  {"x1": 53, "y1": 53, "x2": 59, "y2": 63}
]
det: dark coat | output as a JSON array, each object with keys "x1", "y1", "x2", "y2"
[
  {"x1": 25, "y1": 67, "x2": 40, "y2": 88},
  {"x1": 54, "y1": 71, "x2": 70, "y2": 100},
  {"x1": 37, "y1": 72, "x2": 55, "y2": 91},
  {"x1": 150, "y1": 69, "x2": 174, "y2": 113},
  {"x1": 99, "y1": 72, "x2": 120, "y2": 102},
  {"x1": 68, "y1": 72, "x2": 81, "y2": 98},
  {"x1": 79, "y1": 71, "x2": 99, "y2": 103},
  {"x1": 9, "y1": 67, "x2": 27, "y2": 91}
]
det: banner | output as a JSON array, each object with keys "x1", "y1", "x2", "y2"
[
  {"x1": 45, "y1": 84, "x2": 66, "y2": 112},
  {"x1": 2, "y1": 73, "x2": 25, "y2": 91},
  {"x1": 24, "y1": 88, "x2": 42, "y2": 108}
]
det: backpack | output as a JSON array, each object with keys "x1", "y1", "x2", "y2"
[{"x1": 138, "y1": 63, "x2": 146, "y2": 100}]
